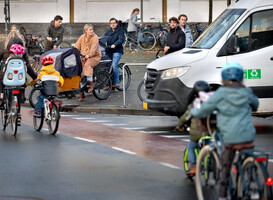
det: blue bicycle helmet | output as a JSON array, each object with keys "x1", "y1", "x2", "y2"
[{"x1": 221, "y1": 62, "x2": 244, "y2": 81}]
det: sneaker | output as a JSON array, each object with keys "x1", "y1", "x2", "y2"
[
  {"x1": 187, "y1": 164, "x2": 196, "y2": 176},
  {"x1": 112, "y1": 83, "x2": 120, "y2": 89},
  {"x1": 34, "y1": 110, "x2": 41, "y2": 117}
]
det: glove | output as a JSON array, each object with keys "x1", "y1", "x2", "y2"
[{"x1": 29, "y1": 79, "x2": 36, "y2": 87}]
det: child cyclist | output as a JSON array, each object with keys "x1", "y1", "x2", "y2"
[
  {"x1": 175, "y1": 80, "x2": 211, "y2": 176},
  {"x1": 190, "y1": 62, "x2": 259, "y2": 200},
  {"x1": 34, "y1": 55, "x2": 64, "y2": 117}
]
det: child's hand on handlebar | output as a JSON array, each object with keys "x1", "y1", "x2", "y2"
[{"x1": 173, "y1": 126, "x2": 184, "y2": 132}]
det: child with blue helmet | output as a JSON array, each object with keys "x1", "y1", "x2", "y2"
[{"x1": 190, "y1": 62, "x2": 259, "y2": 200}]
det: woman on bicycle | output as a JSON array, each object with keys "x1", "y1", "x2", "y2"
[
  {"x1": 75, "y1": 24, "x2": 101, "y2": 102},
  {"x1": 178, "y1": 14, "x2": 193, "y2": 48},
  {"x1": 104, "y1": 18, "x2": 125, "y2": 89},
  {"x1": 164, "y1": 17, "x2": 185, "y2": 55},
  {"x1": 127, "y1": 8, "x2": 142, "y2": 45},
  {"x1": 0, "y1": 31, "x2": 37, "y2": 104},
  {"x1": 190, "y1": 62, "x2": 259, "y2": 200},
  {"x1": 175, "y1": 80, "x2": 211, "y2": 176}
]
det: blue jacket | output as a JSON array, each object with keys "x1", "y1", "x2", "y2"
[
  {"x1": 179, "y1": 24, "x2": 193, "y2": 47},
  {"x1": 104, "y1": 26, "x2": 125, "y2": 58},
  {"x1": 190, "y1": 85, "x2": 259, "y2": 144}
]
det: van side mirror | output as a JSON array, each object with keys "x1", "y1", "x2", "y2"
[{"x1": 227, "y1": 35, "x2": 239, "y2": 54}]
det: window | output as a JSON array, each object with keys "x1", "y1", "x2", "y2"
[
  {"x1": 233, "y1": 9, "x2": 273, "y2": 53},
  {"x1": 235, "y1": 17, "x2": 250, "y2": 53},
  {"x1": 251, "y1": 10, "x2": 273, "y2": 50}
]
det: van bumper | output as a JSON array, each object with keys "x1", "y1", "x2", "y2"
[{"x1": 144, "y1": 75, "x2": 193, "y2": 117}]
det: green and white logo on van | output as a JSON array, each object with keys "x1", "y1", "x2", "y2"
[{"x1": 244, "y1": 69, "x2": 261, "y2": 79}]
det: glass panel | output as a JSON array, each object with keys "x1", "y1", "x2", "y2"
[
  {"x1": 64, "y1": 54, "x2": 76, "y2": 68},
  {"x1": 250, "y1": 10, "x2": 273, "y2": 50},
  {"x1": 235, "y1": 17, "x2": 250, "y2": 53},
  {"x1": 192, "y1": 9, "x2": 245, "y2": 49}
]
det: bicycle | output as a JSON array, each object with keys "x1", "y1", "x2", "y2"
[
  {"x1": 191, "y1": 23, "x2": 207, "y2": 41},
  {"x1": 123, "y1": 26, "x2": 157, "y2": 51},
  {"x1": 149, "y1": 18, "x2": 168, "y2": 48},
  {"x1": 19, "y1": 26, "x2": 71, "y2": 55},
  {"x1": 195, "y1": 116, "x2": 273, "y2": 200},
  {"x1": 32, "y1": 81, "x2": 61, "y2": 135}
]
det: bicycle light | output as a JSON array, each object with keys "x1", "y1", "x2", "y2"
[
  {"x1": 266, "y1": 177, "x2": 273, "y2": 187},
  {"x1": 13, "y1": 70, "x2": 18, "y2": 74},
  {"x1": 8, "y1": 73, "x2": 13, "y2": 80},
  {"x1": 256, "y1": 157, "x2": 267, "y2": 162}
]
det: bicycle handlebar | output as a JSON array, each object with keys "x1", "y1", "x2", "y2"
[{"x1": 156, "y1": 49, "x2": 164, "y2": 58}]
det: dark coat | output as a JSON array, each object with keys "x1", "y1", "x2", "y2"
[
  {"x1": 45, "y1": 20, "x2": 64, "y2": 50},
  {"x1": 0, "y1": 38, "x2": 37, "y2": 80},
  {"x1": 104, "y1": 25, "x2": 125, "y2": 58},
  {"x1": 166, "y1": 27, "x2": 185, "y2": 54}
]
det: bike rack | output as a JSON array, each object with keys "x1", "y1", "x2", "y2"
[{"x1": 122, "y1": 63, "x2": 149, "y2": 107}]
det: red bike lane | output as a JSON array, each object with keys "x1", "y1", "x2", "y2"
[{"x1": 21, "y1": 107, "x2": 188, "y2": 169}]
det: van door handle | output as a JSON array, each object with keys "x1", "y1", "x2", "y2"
[{"x1": 271, "y1": 57, "x2": 273, "y2": 61}]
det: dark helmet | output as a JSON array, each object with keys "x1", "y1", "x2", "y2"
[
  {"x1": 193, "y1": 80, "x2": 210, "y2": 95},
  {"x1": 221, "y1": 62, "x2": 244, "y2": 82}
]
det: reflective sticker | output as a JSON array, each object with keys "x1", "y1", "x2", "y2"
[{"x1": 248, "y1": 69, "x2": 261, "y2": 79}]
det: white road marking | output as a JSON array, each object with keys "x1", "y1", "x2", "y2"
[
  {"x1": 61, "y1": 114, "x2": 80, "y2": 117},
  {"x1": 123, "y1": 127, "x2": 145, "y2": 130},
  {"x1": 269, "y1": 159, "x2": 273, "y2": 163},
  {"x1": 74, "y1": 137, "x2": 96, "y2": 143},
  {"x1": 161, "y1": 135, "x2": 190, "y2": 138},
  {"x1": 111, "y1": 147, "x2": 136, "y2": 155},
  {"x1": 160, "y1": 162, "x2": 182, "y2": 170},
  {"x1": 148, "y1": 131, "x2": 170, "y2": 134},
  {"x1": 182, "y1": 139, "x2": 190, "y2": 142},
  {"x1": 73, "y1": 117, "x2": 95, "y2": 120},
  {"x1": 103, "y1": 124, "x2": 127, "y2": 126},
  {"x1": 87, "y1": 120, "x2": 110, "y2": 123}
]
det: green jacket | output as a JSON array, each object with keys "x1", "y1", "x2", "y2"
[{"x1": 178, "y1": 105, "x2": 209, "y2": 142}]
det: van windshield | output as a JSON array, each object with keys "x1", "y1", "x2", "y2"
[{"x1": 191, "y1": 9, "x2": 246, "y2": 49}]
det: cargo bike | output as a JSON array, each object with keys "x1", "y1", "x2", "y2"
[{"x1": 29, "y1": 36, "x2": 131, "y2": 108}]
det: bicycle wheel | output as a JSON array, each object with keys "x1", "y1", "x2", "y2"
[
  {"x1": 93, "y1": 71, "x2": 112, "y2": 100},
  {"x1": 10, "y1": 114, "x2": 18, "y2": 136},
  {"x1": 183, "y1": 147, "x2": 190, "y2": 173},
  {"x1": 237, "y1": 156, "x2": 273, "y2": 200},
  {"x1": 29, "y1": 87, "x2": 40, "y2": 109},
  {"x1": 137, "y1": 79, "x2": 146, "y2": 102},
  {"x1": 159, "y1": 30, "x2": 167, "y2": 48},
  {"x1": 60, "y1": 41, "x2": 71, "y2": 48},
  {"x1": 1, "y1": 109, "x2": 7, "y2": 131},
  {"x1": 117, "y1": 64, "x2": 131, "y2": 91},
  {"x1": 139, "y1": 32, "x2": 156, "y2": 51},
  {"x1": 123, "y1": 33, "x2": 128, "y2": 47},
  {"x1": 48, "y1": 104, "x2": 59, "y2": 135},
  {"x1": 33, "y1": 109, "x2": 44, "y2": 131},
  {"x1": 195, "y1": 145, "x2": 221, "y2": 200}
]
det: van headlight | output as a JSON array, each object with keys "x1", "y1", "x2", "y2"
[{"x1": 161, "y1": 66, "x2": 190, "y2": 79}]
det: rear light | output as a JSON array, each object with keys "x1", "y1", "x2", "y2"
[
  {"x1": 14, "y1": 70, "x2": 18, "y2": 74},
  {"x1": 12, "y1": 90, "x2": 20, "y2": 94},
  {"x1": 232, "y1": 166, "x2": 237, "y2": 174},
  {"x1": 266, "y1": 177, "x2": 273, "y2": 187},
  {"x1": 8, "y1": 73, "x2": 13, "y2": 80},
  {"x1": 256, "y1": 157, "x2": 267, "y2": 162},
  {"x1": 18, "y1": 73, "x2": 23, "y2": 80},
  {"x1": 15, "y1": 103, "x2": 18, "y2": 107}
]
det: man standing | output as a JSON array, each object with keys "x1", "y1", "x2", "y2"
[
  {"x1": 178, "y1": 14, "x2": 193, "y2": 48},
  {"x1": 44, "y1": 15, "x2": 64, "y2": 51}
]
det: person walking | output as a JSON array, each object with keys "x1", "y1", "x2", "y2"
[
  {"x1": 75, "y1": 24, "x2": 101, "y2": 102},
  {"x1": 164, "y1": 17, "x2": 185, "y2": 55},
  {"x1": 104, "y1": 18, "x2": 125, "y2": 89},
  {"x1": 44, "y1": 15, "x2": 64, "y2": 51},
  {"x1": 178, "y1": 14, "x2": 193, "y2": 47},
  {"x1": 127, "y1": 8, "x2": 142, "y2": 45}
]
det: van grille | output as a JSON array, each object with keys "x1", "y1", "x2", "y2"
[{"x1": 145, "y1": 69, "x2": 158, "y2": 90}]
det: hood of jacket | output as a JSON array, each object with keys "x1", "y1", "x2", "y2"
[
  {"x1": 50, "y1": 20, "x2": 63, "y2": 29},
  {"x1": 218, "y1": 86, "x2": 250, "y2": 107},
  {"x1": 40, "y1": 64, "x2": 57, "y2": 75}
]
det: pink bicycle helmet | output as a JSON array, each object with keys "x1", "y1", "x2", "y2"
[{"x1": 9, "y1": 44, "x2": 25, "y2": 55}]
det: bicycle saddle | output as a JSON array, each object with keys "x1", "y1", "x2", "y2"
[{"x1": 232, "y1": 142, "x2": 255, "y2": 151}]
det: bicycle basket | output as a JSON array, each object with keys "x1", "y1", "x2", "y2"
[{"x1": 41, "y1": 80, "x2": 59, "y2": 96}]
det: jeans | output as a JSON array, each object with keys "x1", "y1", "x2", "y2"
[
  {"x1": 188, "y1": 139, "x2": 211, "y2": 164},
  {"x1": 111, "y1": 52, "x2": 122, "y2": 84},
  {"x1": 36, "y1": 93, "x2": 46, "y2": 112}
]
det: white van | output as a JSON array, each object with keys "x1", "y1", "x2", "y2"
[{"x1": 143, "y1": 0, "x2": 273, "y2": 117}]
